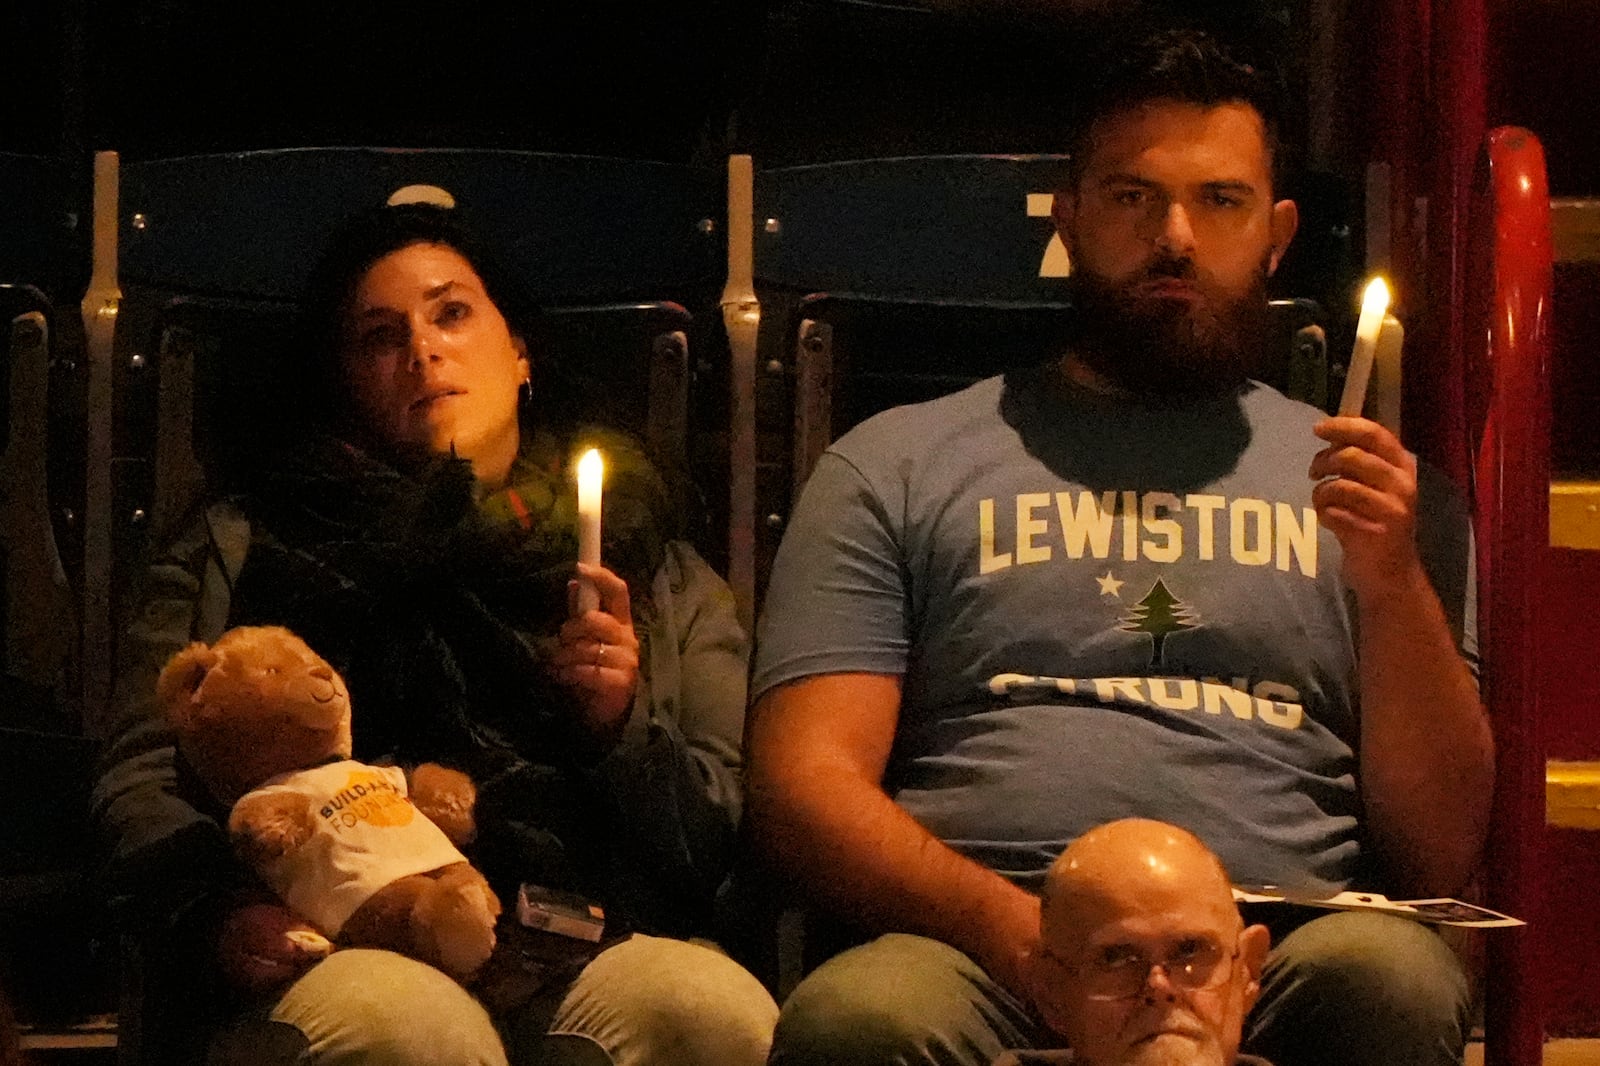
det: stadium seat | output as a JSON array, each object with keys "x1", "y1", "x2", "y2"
[
  {"x1": 0, "y1": 150, "x2": 83, "y2": 730},
  {"x1": 92, "y1": 3, "x2": 739, "y2": 163},
  {"x1": 721, "y1": 152, "x2": 1332, "y2": 995},
  {"x1": 721, "y1": 139, "x2": 1550, "y2": 1056},
  {"x1": 0, "y1": 148, "x2": 108, "y2": 1055},
  {"x1": 88, "y1": 148, "x2": 726, "y2": 712},
  {"x1": 0, "y1": 283, "x2": 74, "y2": 728},
  {"x1": 94, "y1": 147, "x2": 725, "y2": 1064},
  {"x1": 728, "y1": 153, "x2": 1330, "y2": 619}
]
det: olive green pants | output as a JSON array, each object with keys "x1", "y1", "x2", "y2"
[
  {"x1": 768, "y1": 913, "x2": 1471, "y2": 1066},
  {"x1": 209, "y1": 936, "x2": 778, "y2": 1066}
]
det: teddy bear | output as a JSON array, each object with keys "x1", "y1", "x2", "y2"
[{"x1": 156, "y1": 624, "x2": 501, "y2": 982}]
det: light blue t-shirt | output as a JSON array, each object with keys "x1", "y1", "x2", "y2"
[{"x1": 751, "y1": 367, "x2": 1476, "y2": 893}]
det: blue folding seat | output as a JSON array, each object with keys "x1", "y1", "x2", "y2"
[
  {"x1": 0, "y1": 149, "x2": 83, "y2": 728},
  {"x1": 96, "y1": 147, "x2": 725, "y2": 1065},
  {"x1": 728, "y1": 153, "x2": 1327, "y2": 621},
  {"x1": 716, "y1": 152, "x2": 1329, "y2": 995},
  {"x1": 0, "y1": 146, "x2": 108, "y2": 1051},
  {"x1": 93, "y1": 4, "x2": 737, "y2": 163},
  {"x1": 722, "y1": 138, "x2": 1551, "y2": 1065},
  {"x1": 732, "y1": 0, "x2": 1294, "y2": 167},
  {"x1": 92, "y1": 148, "x2": 725, "y2": 700}
]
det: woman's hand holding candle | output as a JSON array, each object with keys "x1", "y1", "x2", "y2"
[
  {"x1": 554, "y1": 448, "x2": 639, "y2": 742},
  {"x1": 554, "y1": 562, "x2": 640, "y2": 745}
]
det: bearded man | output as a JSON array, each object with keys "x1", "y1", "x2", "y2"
[{"x1": 745, "y1": 25, "x2": 1489, "y2": 1066}]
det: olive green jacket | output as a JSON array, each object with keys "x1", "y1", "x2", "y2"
[{"x1": 93, "y1": 498, "x2": 750, "y2": 940}]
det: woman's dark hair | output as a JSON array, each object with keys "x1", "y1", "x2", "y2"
[
  {"x1": 1066, "y1": 25, "x2": 1292, "y2": 195},
  {"x1": 292, "y1": 202, "x2": 591, "y2": 437},
  {"x1": 286, "y1": 202, "x2": 687, "y2": 545}
]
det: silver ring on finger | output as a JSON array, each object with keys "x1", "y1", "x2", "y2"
[{"x1": 595, "y1": 641, "x2": 606, "y2": 667}]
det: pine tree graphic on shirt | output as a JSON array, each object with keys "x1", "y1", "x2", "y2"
[{"x1": 1119, "y1": 578, "x2": 1197, "y2": 667}]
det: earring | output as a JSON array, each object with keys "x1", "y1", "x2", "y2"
[{"x1": 519, "y1": 378, "x2": 532, "y2": 407}]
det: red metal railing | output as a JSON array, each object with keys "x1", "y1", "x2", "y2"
[
  {"x1": 1470, "y1": 125, "x2": 1552, "y2": 1066},
  {"x1": 1375, "y1": 1, "x2": 1549, "y2": 1054}
]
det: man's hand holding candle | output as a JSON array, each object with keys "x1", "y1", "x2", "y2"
[
  {"x1": 1314, "y1": 277, "x2": 1421, "y2": 597},
  {"x1": 1310, "y1": 415, "x2": 1421, "y2": 597}
]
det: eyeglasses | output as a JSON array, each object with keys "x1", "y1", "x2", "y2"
[{"x1": 1052, "y1": 937, "x2": 1241, "y2": 1001}]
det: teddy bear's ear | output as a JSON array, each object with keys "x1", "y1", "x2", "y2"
[{"x1": 156, "y1": 642, "x2": 220, "y2": 729}]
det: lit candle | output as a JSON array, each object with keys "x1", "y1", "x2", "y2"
[
  {"x1": 1338, "y1": 277, "x2": 1391, "y2": 417},
  {"x1": 576, "y1": 448, "x2": 603, "y2": 614}
]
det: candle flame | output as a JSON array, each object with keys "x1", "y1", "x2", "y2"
[
  {"x1": 578, "y1": 448, "x2": 603, "y2": 483},
  {"x1": 1361, "y1": 277, "x2": 1390, "y2": 318}
]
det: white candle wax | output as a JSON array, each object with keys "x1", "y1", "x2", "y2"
[
  {"x1": 575, "y1": 448, "x2": 603, "y2": 614},
  {"x1": 1338, "y1": 277, "x2": 1391, "y2": 417}
]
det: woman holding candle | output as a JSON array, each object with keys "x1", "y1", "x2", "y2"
[{"x1": 95, "y1": 204, "x2": 777, "y2": 1066}]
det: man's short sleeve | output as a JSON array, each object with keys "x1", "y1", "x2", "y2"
[{"x1": 751, "y1": 450, "x2": 913, "y2": 700}]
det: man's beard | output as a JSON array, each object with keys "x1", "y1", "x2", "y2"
[
  {"x1": 1114, "y1": 1009, "x2": 1228, "y2": 1066},
  {"x1": 1068, "y1": 253, "x2": 1274, "y2": 397},
  {"x1": 1121, "y1": 1035, "x2": 1227, "y2": 1066}
]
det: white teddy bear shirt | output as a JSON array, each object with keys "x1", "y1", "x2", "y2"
[{"x1": 240, "y1": 760, "x2": 469, "y2": 934}]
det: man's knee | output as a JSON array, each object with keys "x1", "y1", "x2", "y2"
[
  {"x1": 1265, "y1": 910, "x2": 1469, "y2": 1012},
  {"x1": 265, "y1": 948, "x2": 507, "y2": 1066},
  {"x1": 1249, "y1": 912, "x2": 1470, "y2": 1066},
  {"x1": 772, "y1": 933, "x2": 1032, "y2": 1066},
  {"x1": 542, "y1": 935, "x2": 777, "y2": 1066}
]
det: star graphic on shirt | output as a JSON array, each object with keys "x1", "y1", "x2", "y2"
[{"x1": 1096, "y1": 571, "x2": 1124, "y2": 597}]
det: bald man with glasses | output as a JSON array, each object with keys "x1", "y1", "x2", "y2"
[{"x1": 1000, "y1": 819, "x2": 1273, "y2": 1066}]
